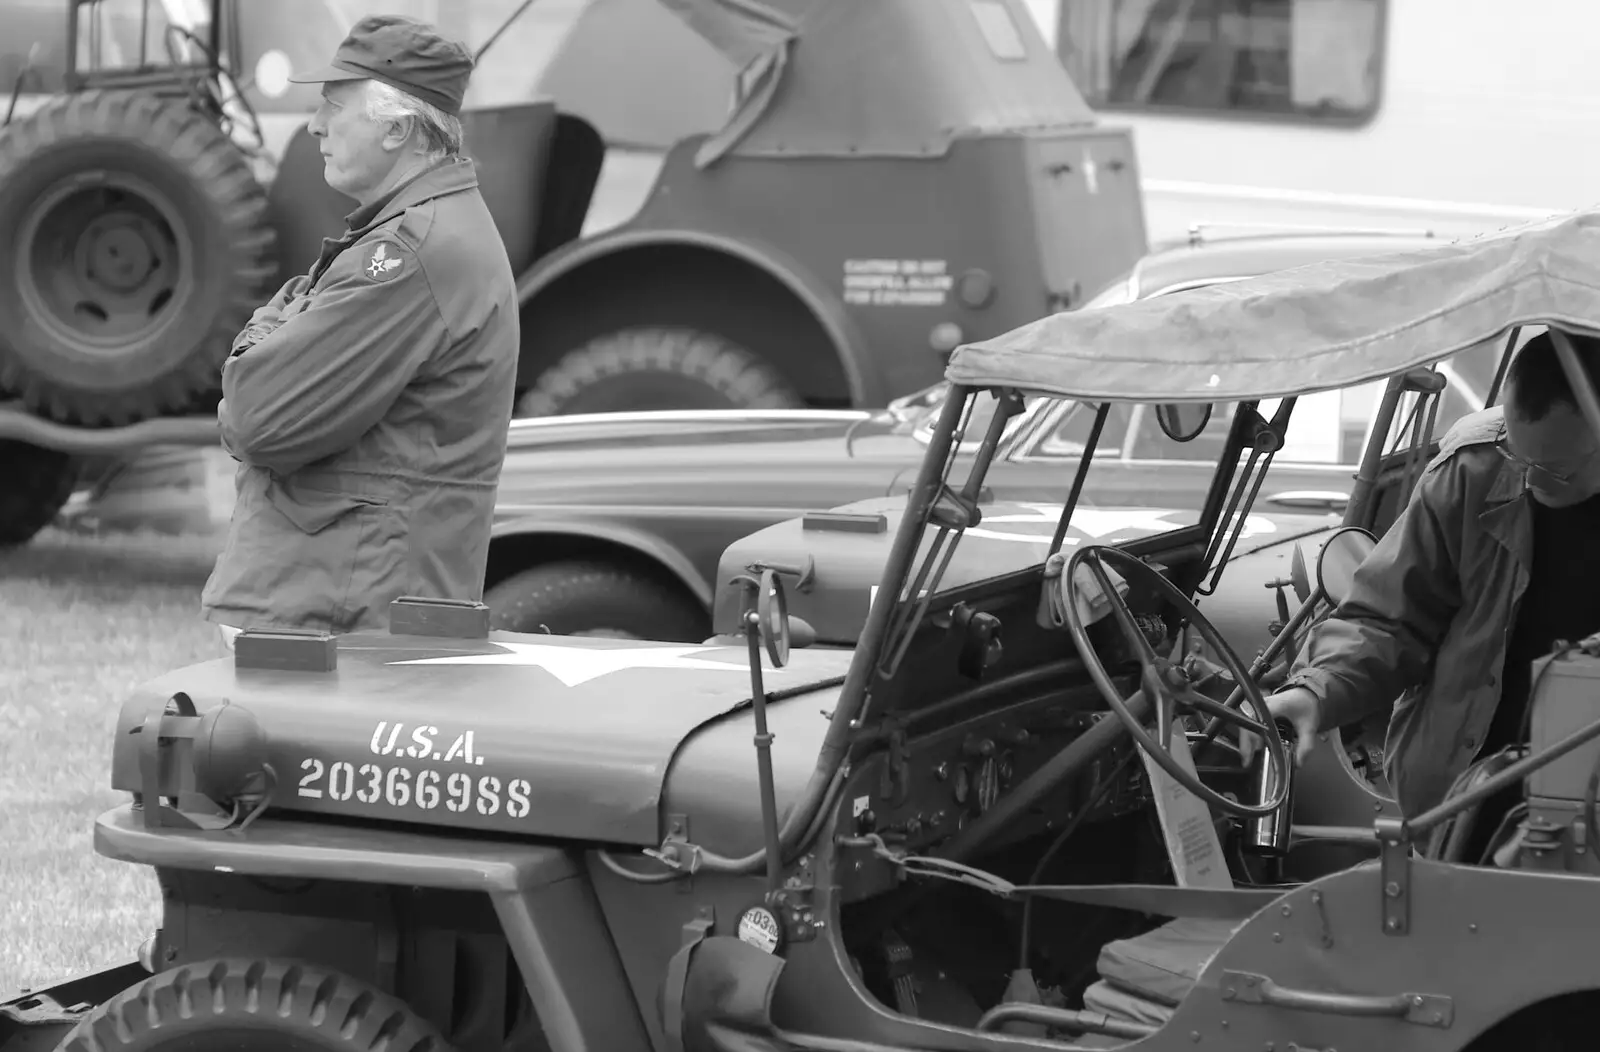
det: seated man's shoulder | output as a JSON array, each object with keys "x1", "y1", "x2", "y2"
[
  {"x1": 1412, "y1": 407, "x2": 1504, "y2": 504},
  {"x1": 1435, "y1": 406, "x2": 1504, "y2": 459}
]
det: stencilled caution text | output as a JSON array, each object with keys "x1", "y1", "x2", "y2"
[{"x1": 843, "y1": 259, "x2": 954, "y2": 307}]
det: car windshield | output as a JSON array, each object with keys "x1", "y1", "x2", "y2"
[
  {"x1": 907, "y1": 385, "x2": 1037, "y2": 450},
  {"x1": 2, "y1": 0, "x2": 207, "y2": 88}
]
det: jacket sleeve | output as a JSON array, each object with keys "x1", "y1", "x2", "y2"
[
  {"x1": 230, "y1": 274, "x2": 312, "y2": 357},
  {"x1": 218, "y1": 234, "x2": 448, "y2": 475},
  {"x1": 1281, "y1": 457, "x2": 1465, "y2": 732}
]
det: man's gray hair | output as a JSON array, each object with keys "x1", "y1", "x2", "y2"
[{"x1": 363, "y1": 80, "x2": 463, "y2": 158}]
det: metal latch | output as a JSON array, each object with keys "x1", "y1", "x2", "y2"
[{"x1": 1373, "y1": 816, "x2": 1410, "y2": 934}]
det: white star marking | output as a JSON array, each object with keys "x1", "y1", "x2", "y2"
[
  {"x1": 963, "y1": 504, "x2": 1277, "y2": 547},
  {"x1": 387, "y1": 641, "x2": 788, "y2": 687},
  {"x1": 1082, "y1": 148, "x2": 1100, "y2": 195}
]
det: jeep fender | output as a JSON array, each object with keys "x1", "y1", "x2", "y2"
[
  {"x1": 489, "y1": 518, "x2": 713, "y2": 608},
  {"x1": 513, "y1": 228, "x2": 879, "y2": 406}
]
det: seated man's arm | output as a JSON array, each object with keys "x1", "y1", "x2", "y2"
[
  {"x1": 218, "y1": 236, "x2": 447, "y2": 476},
  {"x1": 1283, "y1": 458, "x2": 1465, "y2": 733}
]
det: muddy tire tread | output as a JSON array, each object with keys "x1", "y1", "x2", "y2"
[
  {"x1": 516, "y1": 326, "x2": 804, "y2": 417},
  {"x1": 0, "y1": 90, "x2": 277, "y2": 425},
  {"x1": 0, "y1": 440, "x2": 78, "y2": 547},
  {"x1": 57, "y1": 958, "x2": 452, "y2": 1052},
  {"x1": 486, "y1": 558, "x2": 707, "y2": 642}
]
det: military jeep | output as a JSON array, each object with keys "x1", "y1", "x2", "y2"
[{"x1": 7, "y1": 214, "x2": 1600, "y2": 1052}]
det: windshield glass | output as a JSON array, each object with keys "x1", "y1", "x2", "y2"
[
  {"x1": 911, "y1": 387, "x2": 1036, "y2": 451},
  {"x1": 3, "y1": 0, "x2": 205, "y2": 88}
]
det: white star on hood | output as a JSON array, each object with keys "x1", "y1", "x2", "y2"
[
  {"x1": 387, "y1": 640, "x2": 789, "y2": 687},
  {"x1": 964, "y1": 504, "x2": 1276, "y2": 546},
  {"x1": 966, "y1": 504, "x2": 1178, "y2": 545}
]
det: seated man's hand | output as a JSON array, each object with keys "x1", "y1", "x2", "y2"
[{"x1": 1237, "y1": 686, "x2": 1321, "y2": 769}]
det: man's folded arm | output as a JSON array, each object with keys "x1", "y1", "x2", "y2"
[
  {"x1": 230, "y1": 274, "x2": 312, "y2": 357},
  {"x1": 1282, "y1": 461, "x2": 1465, "y2": 731},
  {"x1": 219, "y1": 238, "x2": 447, "y2": 475}
]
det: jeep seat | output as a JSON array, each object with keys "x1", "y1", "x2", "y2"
[{"x1": 1080, "y1": 917, "x2": 1242, "y2": 1030}]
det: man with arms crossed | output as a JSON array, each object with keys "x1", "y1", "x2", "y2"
[
  {"x1": 1256, "y1": 330, "x2": 1600, "y2": 855},
  {"x1": 203, "y1": 14, "x2": 518, "y2": 645}
]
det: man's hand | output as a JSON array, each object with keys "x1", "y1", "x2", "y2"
[
  {"x1": 1238, "y1": 686, "x2": 1322, "y2": 768},
  {"x1": 231, "y1": 317, "x2": 287, "y2": 358}
]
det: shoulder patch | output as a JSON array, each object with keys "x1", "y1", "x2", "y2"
[{"x1": 361, "y1": 240, "x2": 407, "y2": 282}]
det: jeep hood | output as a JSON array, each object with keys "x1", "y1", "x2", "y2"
[
  {"x1": 714, "y1": 496, "x2": 1340, "y2": 642},
  {"x1": 110, "y1": 633, "x2": 854, "y2": 846}
]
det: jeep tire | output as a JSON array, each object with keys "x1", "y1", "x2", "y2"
[
  {"x1": 56, "y1": 958, "x2": 453, "y2": 1052},
  {"x1": 514, "y1": 326, "x2": 804, "y2": 417},
  {"x1": 0, "y1": 90, "x2": 277, "y2": 425},
  {"x1": 486, "y1": 559, "x2": 708, "y2": 641},
  {"x1": 0, "y1": 440, "x2": 78, "y2": 547}
]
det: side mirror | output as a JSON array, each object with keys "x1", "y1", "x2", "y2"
[
  {"x1": 1315, "y1": 526, "x2": 1377, "y2": 607},
  {"x1": 756, "y1": 569, "x2": 790, "y2": 668},
  {"x1": 1291, "y1": 526, "x2": 1377, "y2": 607},
  {"x1": 1289, "y1": 543, "x2": 1312, "y2": 604},
  {"x1": 1156, "y1": 402, "x2": 1214, "y2": 442},
  {"x1": 788, "y1": 615, "x2": 817, "y2": 650},
  {"x1": 703, "y1": 612, "x2": 815, "y2": 651}
]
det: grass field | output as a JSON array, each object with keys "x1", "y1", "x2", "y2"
[{"x1": 0, "y1": 527, "x2": 224, "y2": 996}]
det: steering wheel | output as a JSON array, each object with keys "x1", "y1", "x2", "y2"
[{"x1": 1062, "y1": 544, "x2": 1292, "y2": 819}]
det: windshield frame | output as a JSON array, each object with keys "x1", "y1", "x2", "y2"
[{"x1": 839, "y1": 380, "x2": 1261, "y2": 722}]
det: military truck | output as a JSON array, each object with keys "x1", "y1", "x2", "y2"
[
  {"x1": 0, "y1": 0, "x2": 1149, "y2": 548},
  {"x1": 4, "y1": 213, "x2": 1597, "y2": 1052}
]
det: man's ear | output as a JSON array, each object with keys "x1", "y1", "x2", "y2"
[{"x1": 380, "y1": 116, "x2": 414, "y2": 153}]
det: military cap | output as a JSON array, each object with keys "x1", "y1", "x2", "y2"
[{"x1": 290, "y1": 14, "x2": 474, "y2": 116}]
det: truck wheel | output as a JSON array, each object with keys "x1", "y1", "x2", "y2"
[
  {"x1": 515, "y1": 326, "x2": 805, "y2": 417},
  {"x1": 0, "y1": 440, "x2": 79, "y2": 547},
  {"x1": 56, "y1": 958, "x2": 453, "y2": 1052},
  {"x1": 0, "y1": 90, "x2": 277, "y2": 425},
  {"x1": 486, "y1": 559, "x2": 708, "y2": 641}
]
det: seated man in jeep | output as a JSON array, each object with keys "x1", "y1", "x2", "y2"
[{"x1": 1262, "y1": 330, "x2": 1600, "y2": 854}]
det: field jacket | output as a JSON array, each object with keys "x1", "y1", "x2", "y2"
[
  {"x1": 201, "y1": 157, "x2": 519, "y2": 635},
  {"x1": 1281, "y1": 406, "x2": 1533, "y2": 818}
]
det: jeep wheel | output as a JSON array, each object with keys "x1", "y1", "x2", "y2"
[
  {"x1": 486, "y1": 560, "x2": 708, "y2": 641},
  {"x1": 56, "y1": 958, "x2": 453, "y2": 1052},
  {"x1": 515, "y1": 326, "x2": 805, "y2": 417},
  {"x1": 0, "y1": 90, "x2": 277, "y2": 425},
  {"x1": 0, "y1": 440, "x2": 79, "y2": 547}
]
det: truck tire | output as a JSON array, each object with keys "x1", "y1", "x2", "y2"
[
  {"x1": 486, "y1": 559, "x2": 708, "y2": 641},
  {"x1": 56, "y1": 958, "x2": 453, "y2": 1052},
  {"x1": 515, "y1": 326, "x2": 805, "y2": 417},
  {"x1": 1, "y1": 440, "x2": 78, "y2": 547},
  {"x1": 0, "y1": 90, "x2": 277, "y2": 425}
]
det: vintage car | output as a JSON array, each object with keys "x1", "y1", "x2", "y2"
[
  {"x1": 49, "y1": 232, "x2": 1477, "y2": 645},
  {"x1": 5, "y1": 211, "x2": 1594, "y2": 1052},
  {"x1": 482, "y1": 230, "x2": 1489, "y2": 641}
]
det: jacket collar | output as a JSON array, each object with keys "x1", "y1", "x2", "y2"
[
  {"x1": 1479, "y1": 413, "x2": 1531, "y2": 567},
  {"x1": 344, "y1": 155, "x2": 480, "y2": 236}
]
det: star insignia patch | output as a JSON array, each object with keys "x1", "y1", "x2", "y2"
[{"x1": 363, "y1": 241, "x2": 404, "y2": 282}]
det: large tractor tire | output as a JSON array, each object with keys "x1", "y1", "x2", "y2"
[
  {"x1": 515, "y1": 326, "x2": 805, "y2": 417},
  {"x1": 0, "y1": 440, "x2": 79, "y2": 547},
  {"x1": 0, "y1": 90, "x2": 278, "y2": 425},
  {"x1": 56, "y1": 958, "x2": 453, "y2": 1052},
  {"x1": 485, "y1": 559, "x2": 708, "y2": 641}
]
